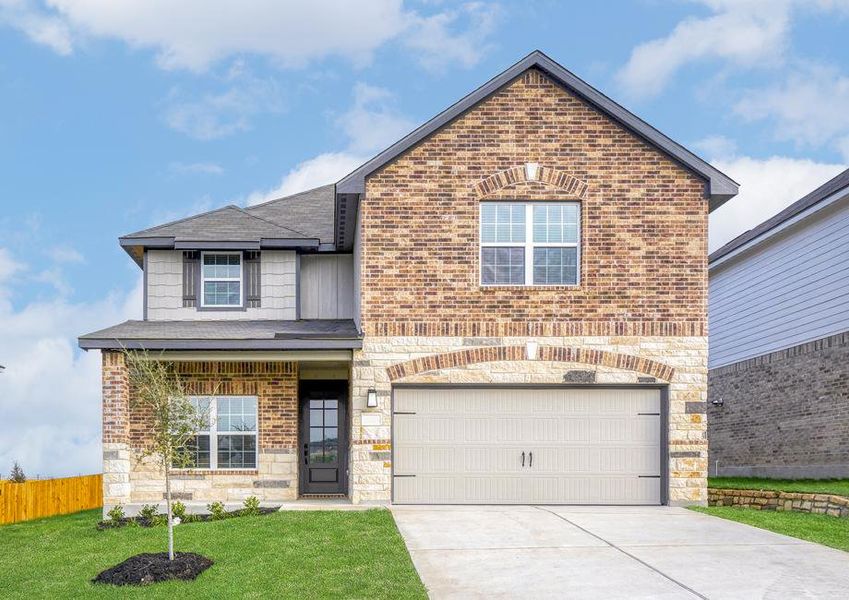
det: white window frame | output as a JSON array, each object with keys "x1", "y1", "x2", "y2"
[
  {"x1": 200, "y1": 251, "x2": 243, "y2": 308},
  {"x1": 185, "y1": 395, "x2": 258, "y2": 471},
  {"x1": 479, "y1": 201, "x2": 581, "y2": 286}
]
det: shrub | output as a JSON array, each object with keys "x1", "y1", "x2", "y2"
[
  {"x1": 139, "y1": 504, "x2": 159, "y2": 521},
  {"x1": 207, "y1": 501, "x2": 227, "y2": 520},
  {"x1": 106, "y1": 504, "x2": 125, "y2": 524},
  {"x1": 243, "y1": 496, "x2": 261, "y2": 516},
  {"x1": 9, "y1": 461, "x2": 26, "y2": 483},
  {"x1": 171, "y1": 501, "x2": 187, "y2": 520}
]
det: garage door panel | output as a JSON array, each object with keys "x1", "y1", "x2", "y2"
[{"x1": 393, "y1": 387, "x2": 663, "y2": 505}]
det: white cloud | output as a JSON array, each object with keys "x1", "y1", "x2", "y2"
[
  {"x1": 0, "y1": 247, "x2": 142, "y2": 478},
  {"x1": 0, "y1": 247, "x2": 24, "y2": 283},
  {"x1": 0, "y1": 0, "x2": 72, "y2": 55},
  {"x1": 404, "y1": 2, "x2": 501, "y2": 72},
  {"x1": 336, "y1": 83, "x2": 417, "y2": 154},
  {"x1": 734, "y1": 62, "x2": 849, "y2": 160},
  {"x1": 164, "y1": 65, "x2": 284, "y2": 140},
  {"x1": 708, "y1": 154, "x2": 846, "y2": 251},
  {"x1": 46, "y1": 245, "x2": 85, "y2": 263},
  {"x1": 617, "y1": 0, "x2": 791, "y2": 98},
  {"x1": 2, "y1": 0, "x2": 498, "y2": 72},
  {"x1": 169, "y1": 161, "x2": 224, "y2": 176},
  {"x1": 245, "y1": 152, "x2": 364, "y2": 206},
  {"x1": 244, "y1": 82, "x2": 418, "y2": 205}
]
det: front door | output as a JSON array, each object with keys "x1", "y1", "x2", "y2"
[{"x1": 299, "y1": 381, "x2": 348, "y2": 495}]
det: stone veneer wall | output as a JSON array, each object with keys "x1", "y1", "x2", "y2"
[
  {"x1": 708, "y1": 330, "x2": 849, "y2": 478},
  {"x1": 350, "y1": 335, "x2": 708, "y2": 506},
  {"x1": 709, "y1": 488, "x2": 849, "y2": 518},
  {"x1": 102, "y1": 352, "x2": 299, "y2": 512}
]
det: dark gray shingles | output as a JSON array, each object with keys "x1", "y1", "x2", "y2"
[
  {"x1": 80, "y1": 319, "x2": 359, "y2": 341},
  {"x1": 710, "y1": 167, "x2": 849, "y2": 264},
  {"x1": 245, "y1": 184, "x2": 336, "y2": 244},
  {"x1": 123, "y1": 205, "x2": 311, "y2": 242}
]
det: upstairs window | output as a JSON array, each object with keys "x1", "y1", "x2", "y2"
[
  {"x1": 480, "y1": 202, "x2": 580, "y2": 286},
  {"x1": 201, "y1": 252, "x2": 242, "y2": 307}
]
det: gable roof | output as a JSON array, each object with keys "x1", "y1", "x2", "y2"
[
  {"x1": 245, "y1": 184, "x2": 335, "y2": 245},
  {"x1": 710, "y1": 167, "x2": 849, "y2": 266},
  {"x1": 337, "y1": 50, "x2": 738, "y2": 210}
]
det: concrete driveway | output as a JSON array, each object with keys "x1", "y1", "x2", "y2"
[{"x1": 391, "y1": 505, "x2": 849, "y2": 599}]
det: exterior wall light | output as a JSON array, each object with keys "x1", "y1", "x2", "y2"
[{"x1": 367, "y1": 388, "x2": 378, "y2": 408}]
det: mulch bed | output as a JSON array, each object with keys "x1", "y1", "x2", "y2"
[{"x1": 92, "y1": 552, "x2": 213, "y2": 586}]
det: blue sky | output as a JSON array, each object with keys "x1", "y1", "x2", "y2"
[{"x1": 1, "y1": 0, "x2": 848, "y2": 477}]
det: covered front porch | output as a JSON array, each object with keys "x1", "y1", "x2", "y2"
[{"x1": 78, "y1": 319, "x2": 362, "y2": 513}]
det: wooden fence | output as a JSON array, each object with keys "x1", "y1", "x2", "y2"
[{"x1": 0, "y1": 474, "x2": 102, "y2": 525}]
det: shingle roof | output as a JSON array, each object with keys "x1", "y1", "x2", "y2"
[
  {"x1": 123, "y1": 205, "x2": 310, "y2": 242},
  {"x1": 710, "y1": 167, "x2": 849, "y2": 265},
  {"x1": 245, "y1": 184, "x2": 335, "y2": 245},
  {"x1": 78, "y1": 319, "x2": 361, "y2": 350}
]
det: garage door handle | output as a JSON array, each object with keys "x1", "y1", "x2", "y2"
[
  {"x1": 521, "y1": 451, "x2": 525, "y2": 467},
  {"x1": 529, "y1": 452, "x2": 533, "y2": 467}
]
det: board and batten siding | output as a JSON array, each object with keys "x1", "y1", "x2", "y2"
[
  {"x1": 709, "y1": 194, "x2": 849, "y2": 368},
  {"x1": 299, "y1": 255, "x2": 354, "y2": 319},
  {"x1": 145, "y1": 249, "x2": 296, "y2": 320}
]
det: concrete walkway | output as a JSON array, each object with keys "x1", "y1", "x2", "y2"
[{"x1": 391, "y1": 505, "x2": 849, "y2": 599}]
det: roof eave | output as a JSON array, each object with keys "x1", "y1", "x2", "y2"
[{"x1": 78, "y1": 337, "x2": 363, "y2": 351}]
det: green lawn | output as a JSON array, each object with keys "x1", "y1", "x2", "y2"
[
  {"x1": 692, "y1": 506, "x2": 849, "y2": 552},
  {"x1": 0, "y1": 509, "x2": 426, "y2": 599},
  {"x1": 709, "y1": 477, "x2": 849, "y2": 497}
]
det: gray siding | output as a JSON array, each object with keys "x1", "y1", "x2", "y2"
[
  {"x1": 709, "y1": 194, "x2": 849, "y2": 368},
  {"x1": 146, "y1": 249, "x2": 296, "y2": 320},
  {"x1": 299, "y1": 255, "x2": 354, "y2": 319}
]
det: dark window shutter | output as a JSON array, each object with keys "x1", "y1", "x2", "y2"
[
  {"x1": 182, "y1": 251, "x2": 200, "y2": 307},
  {"x1": 245, "y1": 251, "x2": 261, "y2": 308}
]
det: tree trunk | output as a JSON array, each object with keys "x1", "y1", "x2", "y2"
[{"x1": 165, "y1": 464, "x2": 174, "y2": 561}]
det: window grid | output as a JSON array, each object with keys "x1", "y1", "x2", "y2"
[
  {"x1": 200, "y1": 252, "x2": 242, "y2": 307},
  {"x1": 480, "y1": 202, "x2": 580, "y2": 286},
  {"x1": 180, "y1": 396, "x2": 258, "y2": 470}
]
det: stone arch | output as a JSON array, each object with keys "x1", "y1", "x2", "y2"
[
  {"x1": 386, "y1": 344, "x2": 675, "y2": 382},
  {"x1": 473, "y1": 163, "x2": 589, "y2": 199}
]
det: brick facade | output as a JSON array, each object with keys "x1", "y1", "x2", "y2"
[
  {"x1": 101, "y1": 352, "x2": 300, "y2": 511},
  {"x1": 708, "y1": 330, "x2": 849, "y2": 478},
  {"x1": 360, "y1": 69, "x2": 708, "y2": 334},
  {"x1": 350, "y1": 67, "x2": 710, "y2": 506}
]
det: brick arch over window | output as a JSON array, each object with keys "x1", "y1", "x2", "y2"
[
  {"x1": 473, "y1": 164, "x2": 589, "y2": 199},
  {"x1": 386, "y1": 345, "x2": 675, "y2": 382}
]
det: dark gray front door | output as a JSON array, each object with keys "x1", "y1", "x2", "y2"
[{"x1": 300, "y1": 381, "x2": 347, "y2": 495}]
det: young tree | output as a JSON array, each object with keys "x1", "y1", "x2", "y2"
[
  {"x1": 9, "y1": 461, "x2": 26, "y2": 483},
  {"x1": 124, "y1": 349, "x2": 212, "y2": 561}
]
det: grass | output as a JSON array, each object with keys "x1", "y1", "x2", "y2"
[
  {"x1": 709, "y1": 477, "x2": 849, "y2": 497},
  {"x1": 0, "y1": 509, "x2": 427, "y2": 599},
  {"x1": 691, "y1": 506, "x2": 849, "y2": 552}
]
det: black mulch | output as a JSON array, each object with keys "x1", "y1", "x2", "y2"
[{"x1": 92, "y1": 552, "x2": 213, "y2": 586}]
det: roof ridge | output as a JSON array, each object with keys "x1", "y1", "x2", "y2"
[
  {"x1": 245, "y1": 183, "x2": 335, "y2": 211},
  {"x1": 232, "y1": 205, "x2": 313, "y2": 239}
]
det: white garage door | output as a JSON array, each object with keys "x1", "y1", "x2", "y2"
[{"x1": 392, "y1": 387, "x2": 663, "y2": 505}]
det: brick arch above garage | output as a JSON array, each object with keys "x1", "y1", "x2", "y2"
[{"x1": 385, "y1": 345, "x2": 675, "y2": 383}]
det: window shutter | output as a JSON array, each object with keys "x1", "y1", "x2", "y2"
[
  {"x1": 182, "y1": 251, "x2": 200, "y2": 307},
  {"x1": 245, "y1": 251, "x2": 261, "y2": 308}
]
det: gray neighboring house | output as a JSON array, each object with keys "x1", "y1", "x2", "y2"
[{"x1": 708, "y1": 168, "x2": 849, "y2": 478}]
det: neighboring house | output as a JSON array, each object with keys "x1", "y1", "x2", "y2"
[
  {"x1": 708, "y1": 168, "x2": 849, "y2": 479},
  {"x1": 79, "y1": 51, "x2": 737, "y2": 511}
]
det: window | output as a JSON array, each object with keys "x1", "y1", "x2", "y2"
[
  {"x1": 181, "y1": 396, "x2": 258, "y2": 470},
  {"x1": 201, "y1": 252, "x2": 242, "y2": 307},
  {"x1": 480, "y1": 202, "x2": 579, "y2": 286}
]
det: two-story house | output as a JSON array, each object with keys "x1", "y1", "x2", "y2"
[{"x1": 80, "y1": 51, "x2": 737, "y2": 510}]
